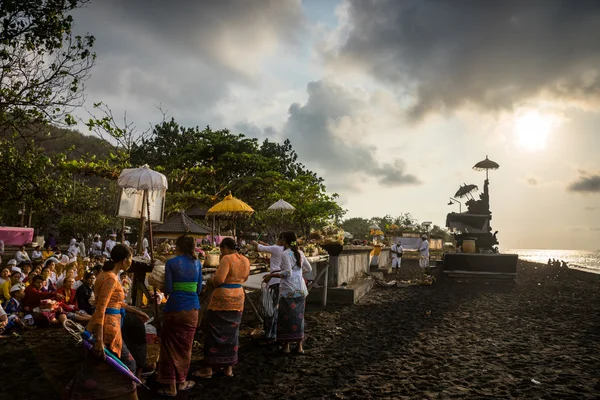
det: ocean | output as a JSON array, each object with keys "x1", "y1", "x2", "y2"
[{"x1": 507, "y1": 249, "x2": 600, "y2": 273}]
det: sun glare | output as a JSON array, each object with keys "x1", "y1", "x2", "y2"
[{"x1": 514, "y1": 111, "x2": 555, "y2": 151}]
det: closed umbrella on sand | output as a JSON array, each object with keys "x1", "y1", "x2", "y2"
[{"x1": 206, "y1": 192, "x2": 254, "y2": 239}]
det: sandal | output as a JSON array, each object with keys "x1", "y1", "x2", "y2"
[
  {"x1": 157, "y1": 388, "x2": 177, "y2": 397},
  {"x1": 178, "y1": 381, "x2": 195, "y2": 391}
]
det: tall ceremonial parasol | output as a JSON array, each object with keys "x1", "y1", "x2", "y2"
[
  {"x1": 267, "y1": 199, "x2": 295, "y2": 237},
  {"x1": 118, "y1": 165, "x2": 168, "y2": 260},
  {"x1": 473, "y1": 156, "x2": 500, "y2": 180},
  {"x1": 267, "y1": 199, "x2": 296, "y2": 213},
  {"x1": 455, "y1": 184, "x2": 479, "y2": 200},
  {"x1": 206, "y1": 192, "x2": 254, "y2": 239}
]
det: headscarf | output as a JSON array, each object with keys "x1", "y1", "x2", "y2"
[{"x1": 68, "y1": 238, "x2": 79, "y2": 257}]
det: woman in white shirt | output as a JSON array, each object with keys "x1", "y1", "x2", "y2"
[
  {"x1": 31, "y1": 245, "x2": 43, "y2": 260},
  {"x1": 263, "y1": 231, "x2": 311, "y2": 354},
  {"x1": 15, "y1": 246, "x2": 30, "y2": 263}
]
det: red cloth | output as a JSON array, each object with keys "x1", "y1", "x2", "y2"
[
  {"x1": 24, "y1": 284, "x2": 57, "y2": 311},
  {"x1": 57, "y1": 287, "x2": 79, "y2": 311},
  {"x1": 57, "y1": 288, "x2": 78, "y2": 312}
]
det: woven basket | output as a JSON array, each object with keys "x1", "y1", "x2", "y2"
[{"x1": 204, "y1": 253, "x2": 220, "y2": 267}]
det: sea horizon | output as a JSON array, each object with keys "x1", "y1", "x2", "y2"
[{"x1": 507, "y1": 249, "x2": 600, "y2": 272}]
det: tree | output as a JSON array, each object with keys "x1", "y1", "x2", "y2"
[
  {"x1": 0, "y1": 0, "x2": 95, "y2": 138},
  {"x1": 0, "y1": 138, "x2": 71, "y2": 226},
  {"x1": 341, "y1": 217, "x2": 371, "y2": 239},
  {"x1": 57, "y1": 181, "x2": 120, "y2": 239}
]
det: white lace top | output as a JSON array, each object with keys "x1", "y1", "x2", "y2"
[{"x1": 279, "y1": 249, "x2": 312, "y2": 298}]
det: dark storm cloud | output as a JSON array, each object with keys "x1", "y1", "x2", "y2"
[
  {"x1": 330, "y1": 0, "x2": 600, "y2": 119},
  {"x1": 527, "y1": 178, "x2": 538, "y2": 186},
  {"x1": 281, "y1": 80, "x2": 419, "y2": 189},
  {"x1": 71, "y1": 0, "x2": 305, "y2": 118},
  {"x1": 568, "y1": 173, "x2": 600, "y2": 193}
]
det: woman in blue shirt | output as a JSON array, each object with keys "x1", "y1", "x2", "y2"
[{"x1": 157, "y1": 235, "x2": 202, "y2": 396}]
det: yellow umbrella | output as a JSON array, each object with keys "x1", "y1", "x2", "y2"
[{"x1": 206, "y1": 193, "x2": 254, "y2": 239}]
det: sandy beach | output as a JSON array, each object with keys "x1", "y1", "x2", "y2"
[{"x1": 2, "y1": 260, "x2": 599, "y2": 399}]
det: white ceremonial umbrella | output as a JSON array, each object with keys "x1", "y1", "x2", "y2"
[
  {"x1": 117, "y1": 165, "x2": 168, "y2": 258},
  {"x1": 117, "y1": 165, "x2": 168, "y2": 313},
  {"x1": 118, "y1": 164, "x2": 168, "y2": 192},
  {"x1": 266, "y1": 199, "x2": 295, "y2": 239},
  {"x1": 267, "y1": 199, "x2": 296, "y2": 213}
]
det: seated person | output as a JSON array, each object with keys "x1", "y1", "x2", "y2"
[
  {"x1": 57, "y1": 265, "x2": 76, "y2": 289},
  {"x1": 75, "y1": 272, "x2": 96, "y2": 315},
  {"x1": 5, "y1": 283, "x2": 26, "y2": 315},
  {"x1": 57, "y1": 277, "x2": 91, "y2": 323},
  {"x1": 2, "y1": 271, "x2": 22, "y2": 303},
  {"x1": 0, "y1": 283, "x2": 26, "y2": 335},
  {"x1": 41, "y1": 266, "x2": 57, "y2": 293},
  {"x1": 21, "y1": 261, "x2": 34, "y2": 282},
  {"x1": 23, "y1": 275, "x2": 66, "y2": 320},
  {"x1": 0, "y1": 294, "x2": 27, "y2": 336}
]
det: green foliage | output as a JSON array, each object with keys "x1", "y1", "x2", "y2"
[
  {"x1": 0, "y1": 138, "x2": 70, "y2": 218},
  {"x1": 0, "y1": 0, "x2": 95, "y2": 135},
  {"x1": 128, "y1": 120, "x2": 345, "y2": 235},
  {"x1": 341, "y1": 217, "x2": 372, "y2": 239},
  {"x1": 57, "y1": 181, "x2": 120, "y2": 239}
]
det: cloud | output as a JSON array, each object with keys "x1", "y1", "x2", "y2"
[
  {"x1": 568, "y1": 172, "x2": 600, "y2": 193},
  {"x1": 280, "y1": 80, "x2": 419, "y2": 190},
  {"x1": 234, "y1": 121, "x2": 278, "y2": 140},
  {"x1": 527, "y1": 178, "x2": 538, "y2": 186},
  {"x1": 325, "y1": 0, "x2": 600, "y2": 119},
  {"x1": 71, "y1": 0, "x2": 305, "y2": 123},
  {"x1": 585, "y1": 206, "x2": 598, "y2": 211}
]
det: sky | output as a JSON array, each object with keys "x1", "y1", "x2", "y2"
[{"x1": 71, "y1": 0, "x2": 600, "y2": 250}]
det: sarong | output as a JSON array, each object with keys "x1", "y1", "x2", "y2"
[
  {"x1": 277, "y1": 296, "x2": 306, "y2": 342},
  {"x1": 203, "y1": 309, "x2": 242, "y2": 367},
  {"x1": 65, "y1": 351, "x2": 136, "y2": 400},
  {"x1": 157, "y1": 310, "x2": 198, "y2": 384},
  {"x1": 263, "y1": 284, "x2": 279, "y2": 340}
]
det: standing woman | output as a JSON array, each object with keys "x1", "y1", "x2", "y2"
[
  {"x1": 157, "y1": 235, "x2": 203, "y2": 396},
  {"x1": 195, "y1": 238, "x2": 249, "y2": 378},
  {"x1": 263, "y1": 231, "x2": 312, "y2": 354},
  {"x1": 67, "y1": 244, "x2": 149, "y2": 400}
]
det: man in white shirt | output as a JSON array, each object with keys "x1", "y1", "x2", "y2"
[
  {"x1": 15, "y1": 246, "x2": 30, "y2": 263},
  {"x1": 419, "y1": 234, "x2": 430, "y2": 274},
  {"x1": 252, "y1": 238, "x2": 284, "y2": 344},
  {"x1": 105, "y1": 234, "x2": 117, "y2": 256},
  {"x1": 91, "y1": 235, "x2": 103, "y2": 257},
  {"x1": 391, "y1": 240, "x2": 403, "y2": 274}
]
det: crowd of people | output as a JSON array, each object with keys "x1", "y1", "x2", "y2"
[
  {"x1": 0, "y1": 229, "x2": 314, "y2": 399},
  {"x1": 548, "y1": 258, "x2": 569, "y2": 268}
]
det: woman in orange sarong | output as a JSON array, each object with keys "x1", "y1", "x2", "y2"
[
  {"x1": 194, "y1": 237, "x2": 249, "y2": 379},
  {"x1": 67, "y1": 244, "x2": 149, "y2": 400}
]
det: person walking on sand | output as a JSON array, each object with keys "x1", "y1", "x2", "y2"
[
  {"x1": 419, "y1": 234, "x2": 430, "y2": 274},
  {"x1": 263, "y1": 231, "x2": 312, "y2": 354},
  {"x1": 251, "y1": 236, "x2": 284, "y2": 344},
  {"x1": 195, "y1": 238, "x2": 249, "y2": 379},
  {"x1": 157, "y1": 235, "x2": 203, "y2": 396},
  {"x1": 391, "y1": 240, "x2": 403, "y2": 274}
]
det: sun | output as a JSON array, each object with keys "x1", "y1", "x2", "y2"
[{"x1": 514, "y1": 111, "x2": 555, "y2": 151}]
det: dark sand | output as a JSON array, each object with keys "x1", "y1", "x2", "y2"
[{"x1": 1, "y1": 261, "x2": 599, "y2": 399}]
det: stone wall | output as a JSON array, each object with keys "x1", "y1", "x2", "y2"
[{"x1": 328, "y1": 246, "x2": 372, "y2": 287}]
